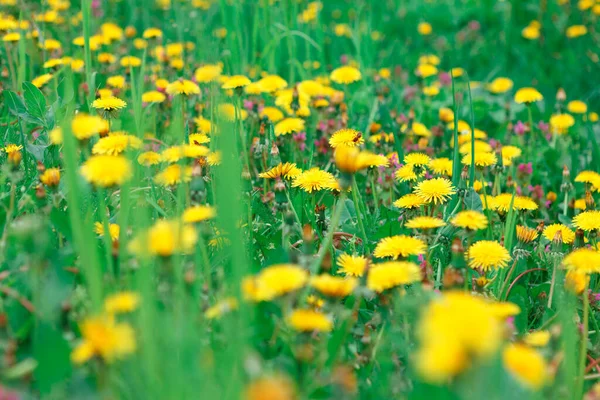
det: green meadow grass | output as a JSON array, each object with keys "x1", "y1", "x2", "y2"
[{"x1": 0, "y1": 0, "x2": 599, "y2": 399}]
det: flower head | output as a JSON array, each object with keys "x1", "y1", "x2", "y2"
[
  {"x1": 374, "y1": 235, "x2": 427, "y2": 259},
  {"x1": 330, "y1": 66, "x2": 362, "y2": 84},
  {"x1": 329, "y1": 128, "x2": 364, "y2": 148},
  {"x1": 367, "y1": 261, "x2": 422, "y2": 292},
  {"x1": 81, "y1": 155, "x2": 132, "y2": 187},
  {"x1": 292, "y1": 168, "x2": 337, "y2": 193},
  {"x1": 514, "y1": 88, "x2": 543, "y2": 104},
  {"x1": 467, "y1": 241, "x2": 511, "y2": 271},
  {"x1": 414, "y1": 178, "x2": 456, "y2": 204},
  {"x1": 337, "y1": 254, "x2": 368, "y2": 277},
  {"x1": 542, "y1": 223, "x2": 575, "y2": 244},
  {"x1": 287, "y1": 309, "x2": 332, "y2": 332},
  {"x1": 573, "y1": 210, "x2": 600, "y2": 232},
  {"x1": 450, "y1": 210, "x2": 488, "y2": 230}
]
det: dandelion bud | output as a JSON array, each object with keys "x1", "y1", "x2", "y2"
[
  {"x1": 562, "y1": 165, "x2": 570, "y2": 179},
  {"x1": 40, "y1": 168, "x2": 61, "y2": 187},
  {"x1": 8, "y1": 150, "x2": 21, "y2": 168},
  {"x1": 586, "y1": 190, "x2": 595, "y2": 208},
  {"x1": 556, "y1": 88, "x2": 566, "y2": 102}
]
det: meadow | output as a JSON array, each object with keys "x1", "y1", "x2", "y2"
[{"x1": 0, "y1": 0, "x2": 600, "y2": 398}]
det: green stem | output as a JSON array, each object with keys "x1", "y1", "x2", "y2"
[{"x1": 351, "y1": 178, "x2": 370, "y2": 253}]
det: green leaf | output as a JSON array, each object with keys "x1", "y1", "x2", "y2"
[
  {"x1": 33, "y1": 322, "x2": 72, "y2": 394},
  {"x1": 22, "y1": 82, "x2": 47, "y2": 126},
  {"x1": 464, "y1": 187, "x2": 483, "y2": 212},
  {"x1": 3, "y1": 90, "x2": 27, "y2": 117}
]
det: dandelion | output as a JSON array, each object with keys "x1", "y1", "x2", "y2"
[
  {"x1": 428, "y1": 158, "x2": 453, "y2": 176},
  {"x1": 155, "y1": 165, "x2": 193, "y2": 186},
  {"x1": 503, "y1": 343, "x2": 548, "y2": 389},
  {"x1": 182, "y1": 205, "x2": 216, "y2": 223},
  {"x1": 514, "y1": 88, "x2": 543, "y2": 104},
  {"x1": 516, "y1": 225, "x2": 539, "y2": 243},
  {"x1": 562, "y1": 248, "x2": 600, "y2": 274},
  {"x1": 205, "y1": 297, "x2": 238, "y2": 320},
  {"x1": 129, "y1": 220, "x2": 198, "y2": 257},
  {"x1": 104, "y1": 292, "x2": 140, "y2": 314},
  {"x1": 373, "y1": 235, "x2": 427, "y2": 259},
  {"x1": 549, "y1": 113, "x2": 575, "y2": 135},
  {"x1": 221, "y1": 75, "x2": 251, "y2": 89},
  {"x1": 393, "y1": 194, "x2": 426, "y2": 209},
  {"x1": 292, "y1": 168, "x2": 337, "y2": 193},
  {"x1": 310, "y1": 274, "x2": 358, "y2": 297},
  {"x1": 467, "y1": 241, "x2": 511, "y2": 271},
  {"x1": 287, "y1": 309, "x2": 332, "y2": 332},
  {"x1": 94, "y1": 222, "x2": 120, "y2": 242},
  {"x1": 414, "y1": 291, "x2": 504, "y2": 383},
  {"x1": 330, "y1": 66, "x2": 362, "y2": 84},
  {"x1": 92, "y1": 133, "x2": 142, "y2": 155},
  {"x1": 166, "y1": 79, "x2": 201, "y2": 96},
  {"x1": 195, "y1": 64, "x2": 222, "y2": 83},
  {"x1": 566, "y1": 25, "x2": 587, "y2": 38},
  {"x1": 568, "y1": 100, "x2": 587, "y2": 114},
  {"x1": 274, "y1": 118, "x2": 305, "y2": 136},
  {"x1": 81, "y1": 155, "x2": 132, "y2": 187},
  {"x1": 367, "y1": 261, "x2": 422, "y2": 292},
  {"x1": 244, "y1": 264, "x2": 308, "y2": 301},
  {"x1": 71, "y1": 315, "x2": 136, "y2": 364},
  {"x1": 329, "y1": 128, "x2": 364, "y2": 148},
  {"x1": 40, "y1": 168, "x2": 61, "y2": 187},
  {"x1": 259, "y1": 162, "x2": 302, "y2": 180},
  {"x1": 542, "y1": 223, "x2": 575, "y2": 244},
  {"x1": 337, "y1": 254, "x2": 368, "y2": 277},
  {"x1": 487, "y1": 77, "x2": 514, "y2": 94},
  {"x1": 137, "y1": 151, "x2": 161, "y2": 166},
  {"x1": 573, "y1": 210, "x2": 600, "y2": 232},
  {"x1": 405, "y1": 216, "x2": 446, "y2": 230},
  {"x1": 450, "y1": 210, "x2": 488, "y2": 230},
  {"x1": 92, "y1": 96, "x2": 127, "y2": 114},
  {"x1": 414, "y1": 178, "x2": 456, "y2": 204}
]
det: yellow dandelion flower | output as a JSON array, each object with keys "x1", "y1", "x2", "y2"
[
  {"x1": 92, "y1": 96, "x2": 127, "y2": 112},
  {"x1": 94, "y1": 221, "x2": 120, "y2": 242},
  {"x1": 566, "y1": 24, "x2": 587, "y2": 38},
  {"x1": 337, "y1": 254, "x2": 368, "y2": 277},
  {"x1": 274, "y1": 117, "x2": 306, "y2": 136},
  {"x1": 195, "y1": 64, "x2": 222, "y2": 83},
  {"x1": 516, "y1": 225, "x2": 539, "y2": 243},
  {"x1": 404, "y1": 152, "x2": 431, "y2": 167},
  {"x1": 367, "y1": 261, "x2": 422, "y2": 292},
  {"x1": 142, "y1": 90, "x2": 166, "y2": 103},
  {"x1": 573, "y1": 210, "x2": 600, "y2": 232},
  {"x1": 405, "y1": 216, "x2": 446, "y2": 230},
  {"x1": 503, "y1": 344, "x2": 548, "y2": 389},
  {"x1": 393, "y1": 193, "x2": 426, "y2": 209},
  {"x1": 222, "y1": 75, "x2": 252, "y2": 90},
  {"x1": 259, "y1": 107, "x2": 284, "y2": 123},
  {"x1": 287, "y1": 309, "x2": 332, "y2": 332},
  {"x1": 166, "y1": 79, "x2": 200, "y2": 96},
  {"x1": 182, "y1": 205, "x2": 216, "y2": 223},
  {"x1": 450, "y1": 210, "x2": 488, "y2": 230},
  {"x1": 92, "y1": 133, "x2": 142, "y2": 155},
  {"x1": 137, "y1": 151, "x2": 161, "y2": 166},
  {"x1": 80, "y1": 155, "x2": 132, "y2": 187},
  {"x1": 487, "y1": 77, "x2": 513, "y2": 94},
  {"x1": 291, "y1": 168, "x2": 337, "y2": 193},
  {"x1": 330, "y1": 66, "x2": 362, "y2": 85},
  {"x1": 154, "y1": 165, "x2": 193, "y2": 186},
  {"x1": 568, "y1": 100, "x2": 587, "y2": 114},
  {"x1": 373, "y1": 235, "x2": 427, "y2": 259},
  {"x1": 428, "y1": 158, "x2": 453, "y2": 176},
  {"x1": 104, "y1": 292, "x2": 140, "y2": 314},
  {"x1": 259, "y1": 162, "x2": 302, "y2": 180},
  {"x1": 549, "y1": 113, "x2": 575, "y2": 135},
  {"x1": 414, "y1": 178, "x2": 456, "y2": 204},
  {"x1": 329, "y1": 128, "x2": 364, "y2": 148},
  {"x1": 467, "y1": 240, "x2": 511, "y2": 271},
  {"x1": 311, "y1": 274, "x2": 358, "y2": 297},
  {"x1": 395, "y1": 164, "x2": 419, "y2": 182},
  {"x1": 71, "y1": 315, "x2": 136, "y2": 364},
  {"x1": 542, "y1": 223, "x2": 575, "y2": 244},
  {"x1": 514, "y1": 87, "x2": 543, "y2": 104}
]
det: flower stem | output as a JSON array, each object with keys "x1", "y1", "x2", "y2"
[{"x1": 352, "y1": 177, "x2": 370, "y2": 253}]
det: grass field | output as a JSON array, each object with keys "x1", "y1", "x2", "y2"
[{"x1": 1, "y1": 0, "x2": 600, "y2": 398}]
